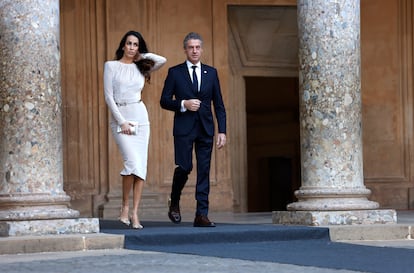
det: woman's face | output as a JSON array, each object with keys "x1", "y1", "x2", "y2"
[{"x1": 123, "y1": 35, "x2": 139, "y2": 59}]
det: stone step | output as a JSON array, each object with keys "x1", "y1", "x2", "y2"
[
  {"x1": 0, "y1": 233, "x2": 124, "y2": 255},
  {"x1": 328, "y1": 224, "x2": 414, "y2": 241},
  {"x1": 100, "y1": 192, "x2": 168, "y2": 220},
  {"x1": 2, "y1": 221, "x2": 414, "y2": 255}
]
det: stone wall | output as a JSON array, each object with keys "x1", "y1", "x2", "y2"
[{"x1": 58, "y1": 0, "x2": 414, "y2": 217}]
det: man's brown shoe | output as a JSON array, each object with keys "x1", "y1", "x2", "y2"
[{"x1": 193, "y1": 215, "x2": 216, "y2": 227}]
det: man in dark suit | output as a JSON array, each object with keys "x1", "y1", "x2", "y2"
[{"x1": 160, "y1": 32, "x2": 226, "y2": 227}]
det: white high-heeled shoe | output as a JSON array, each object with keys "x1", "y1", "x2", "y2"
[
  {"x1": 130, "y1": 215, "x2": 144, "y2": 229},
  {"x1": 118, "y1": 208, "x2": 130, "y2": 226},
  {"x1": 131, "y1": 223, "x2": 144, "y2": 229},
  {"x1": 119, "y1": 217, "x2": 130, "y2": 226}
]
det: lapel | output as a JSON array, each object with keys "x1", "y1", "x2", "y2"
[
  {"x1": 199, "y1": 63, "x2": 207, "y2": 92},
  {"x1": 181, "y1": 62, "x2": 194, "y2": 91}
]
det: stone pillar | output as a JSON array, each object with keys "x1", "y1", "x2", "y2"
[
  {"x1": 0, "y1": 0, "x2": 98, "y2": 235},
  {"x1": 273, "y1": 0, "x2": 396, "y2": 225}
]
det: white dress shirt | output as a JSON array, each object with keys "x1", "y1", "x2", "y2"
[{"x1": 181, "y1": 61, "x2": 201, "y2": 112}]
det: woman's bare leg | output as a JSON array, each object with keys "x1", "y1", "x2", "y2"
[
  {"x1": 130, "y1": 176, "x2": 144, "y2": 229},
  {"x1": 119, "y1": 175, "x2": 134, "y2": 224}
]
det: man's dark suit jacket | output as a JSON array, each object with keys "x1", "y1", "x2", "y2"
[{"x1": 160, "y1": 62, "x2": 226, "y2": 137}]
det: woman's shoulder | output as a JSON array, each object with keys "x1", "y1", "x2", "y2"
[
  {"x1": 104, "y1": 60, "x2": 131, "y2": 72},
  {"x1": 105, "y1": 60, "x2": 119, "y2": 67}
]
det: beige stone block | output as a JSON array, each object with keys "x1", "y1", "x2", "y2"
[
  {"x1": 0, "y1": 234, "x2": 124, "y2": 255},
  {"x1": 0, "y1": 218, "x2": 99, "y2": 236},
  {"x1": 329, "y1": 224, "x2": 411, "y2": 241},
  {"x1": 272, "y1": 209, "x2": 397, "y2": 226},
  {"x1": 85, "y1": 234, "x2": 124, "y2": 250}
]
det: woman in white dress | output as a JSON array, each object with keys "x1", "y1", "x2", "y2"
[{"x1": 104, "y1": 30, "x2": 166, "y2": 229}]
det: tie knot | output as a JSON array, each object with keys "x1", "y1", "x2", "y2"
[{"x1": 192, "y1": 65, "x2": 197, "y2": 70}]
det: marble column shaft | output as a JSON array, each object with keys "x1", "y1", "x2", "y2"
[
  {"x1": 289, "y1": 0, "x2": 378, "y2": 211},
  {"x1": 0, "y1": 0, "x2": 79, "y2": 220}
]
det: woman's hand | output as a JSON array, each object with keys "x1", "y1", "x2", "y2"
[{"x1": 120, "y1": 122, "x2": 135, "y2": 135}]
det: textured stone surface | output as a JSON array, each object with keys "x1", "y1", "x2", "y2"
[
  {"x1": 0, "y1": 218, "x2": 100, "y2": 236},
  {"x1": 290, "y1": 0, "x2": 378, "y2": 211},
  {"x1": 273, "y1": 209, "x2": 397, "y2": 226},
  {"x1": 0, "y1": 0, "x2": 79, "y2": 220},
  {"x1": 0, "y1": 233, "x2": 124, "y2": 254},
  {"x1": 329, "y1": 224, "x2": 411, "y2": 241}
]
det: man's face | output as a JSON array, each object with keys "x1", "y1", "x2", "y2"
[{"x1": 184, "y1": 39, "x2": 203, "y2": 64}]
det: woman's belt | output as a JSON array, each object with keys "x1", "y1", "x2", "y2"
[{"x1": 116, "y1": 100, "x2": 142, "y2": 106}]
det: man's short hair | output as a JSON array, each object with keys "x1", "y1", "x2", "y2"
[{"x1": 183, "y1": 32, "x2": 203, "y2": 48}]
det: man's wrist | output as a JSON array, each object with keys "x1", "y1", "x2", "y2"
[{"x1": 180, "y1": 100, "x2": 187, "y2": 112}]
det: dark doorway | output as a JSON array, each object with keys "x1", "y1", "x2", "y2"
[{"x1": 246, "y1": 77, "x2": 300, "y2": 212}]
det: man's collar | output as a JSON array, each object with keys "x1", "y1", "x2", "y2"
[{"x1": 186, "y1": 60, "x2": 201, "y2": 68}]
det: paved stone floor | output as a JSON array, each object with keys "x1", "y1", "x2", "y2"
[{"x1": 0, "y1": 248, "x2": 366, "y2": 273}]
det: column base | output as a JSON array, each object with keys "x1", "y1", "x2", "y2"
[
  {"x1": 272, "y1": 209, "x2": 397, "y2": 226},
  {"x1": 0, "y1": 193, "x2": 80, "y2": 220},
  {"x1": 288, "y1": 188, "x2": 380, "y2": 211},
  {"x1": 0, "y1": 206, "x2": 80, "y2": 221},
  {"x1": 0, "y1": 218, "x2": 99, "y2": 236}
]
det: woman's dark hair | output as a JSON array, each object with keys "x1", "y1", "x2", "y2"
[{"x1": 115, "y1": 30, "x2": 155, "y2": 82}]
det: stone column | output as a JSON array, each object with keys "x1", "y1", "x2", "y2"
[
  {"x1": 0, "y1": 0, "x2": 98, "y2": 235},
  {"x1": 273, "y1": 0, "x2": 396, "y2": 225}
]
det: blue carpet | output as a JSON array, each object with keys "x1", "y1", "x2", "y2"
[
  {"x1": 101, "y1": 220, "x2": 414, "y2": 273},
  {"x1": 100, "y1": 220, "x2": 329, "y2": 245}
]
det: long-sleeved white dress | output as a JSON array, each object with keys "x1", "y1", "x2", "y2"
[{"x1": 104, "y1": 53, "x2": 166, "y2": 180}]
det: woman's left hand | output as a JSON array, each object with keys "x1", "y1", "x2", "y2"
[{"x1": 121, "y1": 122, "x2": 131, "y2": 134}]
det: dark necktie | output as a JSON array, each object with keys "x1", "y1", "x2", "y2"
[{"x1": 192, "y1": 65, "x2": 198, "y2": 92}]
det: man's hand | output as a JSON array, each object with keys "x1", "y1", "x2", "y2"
[
  {"x1": 217, "y1": 133, "x2": 226, "y2": 149},
  {"x1": 184, "y1": 99, "x2": 201, "y2": 111}
]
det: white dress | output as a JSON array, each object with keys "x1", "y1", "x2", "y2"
[{"x1": 104, "y1": 53, "x2": 166, "y2": 180}]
